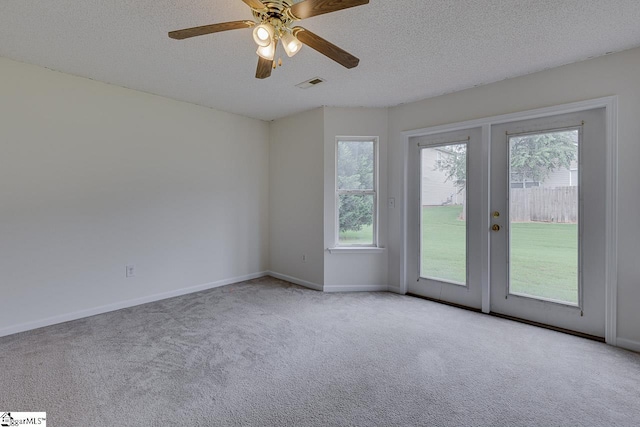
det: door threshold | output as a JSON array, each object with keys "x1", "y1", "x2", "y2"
[
  {"x1": 407, "y1": 293, "x2": 482, "y2": 313},
  {"x1": 489, "y1": 312, "x2": 605, "y2": 342},
  {"x1": 407, "y1": 293, "x2": 604, "y2": 343}
]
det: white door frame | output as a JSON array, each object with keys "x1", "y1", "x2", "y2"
[{"x1": 400, "y1": 96, "x2": 618, "y2": 345}]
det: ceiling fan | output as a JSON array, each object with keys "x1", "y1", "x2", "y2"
[{"x1": 168, "y1": 0, "x2": 369, "y2": 79}]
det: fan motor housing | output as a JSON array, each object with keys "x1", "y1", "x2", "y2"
[
  {"x1": 252, "y1": 1, "x2": 293, "y2": 19},
  {"x1": 252, "y1": 0, "x2": 296, "y2": 37}
]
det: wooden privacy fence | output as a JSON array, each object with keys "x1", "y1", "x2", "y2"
[{"x1": 510, "y1": 186, "x2": 577, "y2": 223}]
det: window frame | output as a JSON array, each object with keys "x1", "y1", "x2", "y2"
[{"x1": 335, "y1": 136, "x2": 379, "y2": 248}]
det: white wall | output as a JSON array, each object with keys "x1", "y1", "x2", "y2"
[
  {"x1": 387, "y1": 47, "x2": 640, "y2": 346},
  {"x1": 0, "y1": 57, "x2": 270, "y2": 335},
  {"x1": 269, "y1": 108, "x2": 325, "y2": 288},
  {"x1": 3, "y1": 47, "x2": 639, "y2": 348},
  {"x1": 323, "y1": 107, "x2": 389, "y2": 291}
]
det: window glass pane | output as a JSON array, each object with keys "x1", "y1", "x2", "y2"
[
  {"x1": 509, "y1": 130, "x2": 579, "y2": 304},
  {"x1": 338, "y1": 194, "x2": 374, "y2": 245},
  {"x1": 420, "y1": 143, "x2": 467, "y2": 284},
  {"x1": 337, "y1": 140, "x2": 374, "y2": 190}
]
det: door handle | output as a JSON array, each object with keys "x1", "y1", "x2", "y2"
[{"x1": 492, "y1": 224, "x2": 501, "y2": 232}]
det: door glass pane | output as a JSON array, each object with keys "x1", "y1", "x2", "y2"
[
  {"x1": 508, "y1": 130, "x2": 579, "y2": 304},
  {"x1": 338, "y1": 194, "x2": 374, "y2": 245},
  {"x1": 420, "y1": 143, "x2": 467, "y2": 284}
]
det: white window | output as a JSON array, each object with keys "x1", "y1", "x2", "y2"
[{"x1": 336, "y1": 137, "x2": 378, "y2": 247}]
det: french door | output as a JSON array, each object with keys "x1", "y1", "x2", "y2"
[
  {"x1": 406, "y1": 128, "x2": 484, "y2": 309},
  {"x1": 490, "y1": 109, "x2": 606, "y2": 337},
  {"x1": 407, "y1": 108, "x2": 606, "y2": 337}
]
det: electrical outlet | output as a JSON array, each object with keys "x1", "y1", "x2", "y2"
[
  {"x1": 302, "y1": 254, "x2": 307, "y2": 263},
  {"x1": 126, "y1": 264, "x2": 136, "y2": 278}
]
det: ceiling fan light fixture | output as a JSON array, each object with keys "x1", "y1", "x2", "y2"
[
  {"x1": 169, "y1": 0, "x2": 370, "y2": 79},
  {"x1": 253, "y1": 23, "x2": 275, "y2": 47},
  {"x1": 281, "y1": 32, "x2": 302, "y2": 57},
  {"x1": 256, "y1": 41, "x2": 276, "y2": 61}
]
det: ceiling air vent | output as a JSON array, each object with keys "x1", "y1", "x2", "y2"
[{"x1": 296, "y1": 77, "x2": 325, "y2": 89}]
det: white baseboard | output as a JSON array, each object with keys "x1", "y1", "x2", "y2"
[
  {"x1": 0, "y1": 271, "x2": 269, "y2": 338},
  {"x1": 616, "y1": 337, "x2": 640, "y2": 353},
  {"x1": 323, "y1": 285, "x2": 389, "y2": 293},
  {"x1": 267, "y1": 271, "x2": 323, "y2": 291},
  {"x1": 386, "y1": 285, "x2": 405, "y2": 294}
]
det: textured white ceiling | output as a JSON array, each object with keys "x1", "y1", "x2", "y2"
[{"x1": 1, "y1": 1, "x2": 640, "y2": 120}]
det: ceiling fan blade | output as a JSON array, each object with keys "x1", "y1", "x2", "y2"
[
  {"x1": 168, "y1": 20, "x2": 255, "y2": 40},
  {"x1": 287, "y1": 0, "x2": 369, "y2": 20},
  {"x1": 256, "y1": 56, "x2": 273, "y2": 79},
  {"x1": 292, "y1": 27, "x2": 359, "y2": 69},
  {"x1": 242, "y1": 0, "x2": 267, "y2": 10}
]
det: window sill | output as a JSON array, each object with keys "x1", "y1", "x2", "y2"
[{"x1": 327, "y1": 247, "x2": 386, "y2": 255}]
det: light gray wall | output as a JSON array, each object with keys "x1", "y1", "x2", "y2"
[
  {"x1": 323, "y1": 107, "x2": 388, "y2": 290},
  {"x1": 269, "y1": 108, "x2": 325, "y2": 287},
  {"x1": 3, "y1": 46, "x2": 639, "y2": 348},
  {"x1": 0, "y1": 57, "x2": 270, "y2": 334},
  {"x1": 268, "y1": 106, "x2": 390, "y2": 291},
  {"x1": 387, "y1": 47, "x2": 640, "y2": 345}
]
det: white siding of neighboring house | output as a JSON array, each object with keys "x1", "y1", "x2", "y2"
[
  {"x1": 540, "y1": 160, "x2": 579, "y2": 188},
  {"x1": 541, "y1": 167, "x2": 571, "y2": 188},
  {"x1": 421, "y1": 148, "x2": 464, "y2": 206}
]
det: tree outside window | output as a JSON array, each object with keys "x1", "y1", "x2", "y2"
[{"x1": 337, "y1": 139, "x2": 377, "y2": 246}]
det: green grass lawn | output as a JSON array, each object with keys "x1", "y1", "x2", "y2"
[
  {"x1": 339, "y1": 225, "x2": 374, "y2": 245},
  {"x1": 422, "y1": 205, "x2": 578, "y2": 304},
  {"x1": 421, "y1": 206, "x2": 467, "y2": 283}
]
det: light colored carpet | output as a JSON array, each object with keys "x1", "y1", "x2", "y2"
[{"x1": 1, "y1": 276, "x2": 639, "y2": 426}]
